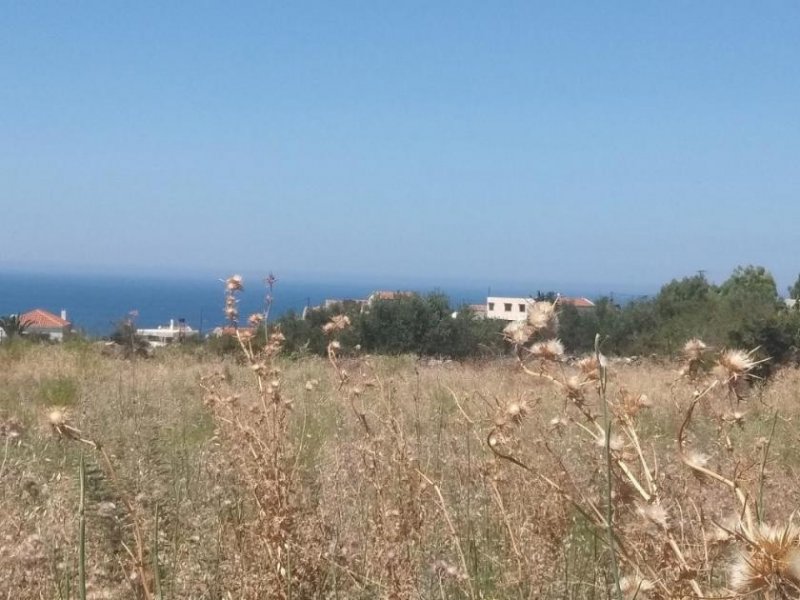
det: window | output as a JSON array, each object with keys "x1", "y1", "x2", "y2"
[
  {"x1": 488, "y1": 302, "x2": 495, "y2": 311},
  {"x1": 504, "y1": 303, "x2": 512, "y2": 312},
  {"x1": 519, "y1": 304, "x2": 526, "y2": 312}
]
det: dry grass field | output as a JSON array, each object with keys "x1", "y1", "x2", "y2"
[{"x1": 2, "y1": 330, "x2": 800, "y2": 599}]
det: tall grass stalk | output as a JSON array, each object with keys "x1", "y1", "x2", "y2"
[
  {"x1": 596, "y1": 334, "x2": 622, "y2": 600},
  {"x1": 78, "y1": 452, "x2": 87, "y2": 600},
  {"x1": 153, "y1": 503, "x2": 163, "y2": 600}
]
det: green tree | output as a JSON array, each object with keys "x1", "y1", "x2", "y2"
[
  {"x1": 0, "y1": 314, "x2": 31, "y2": 339},
  {"x1": 788, "y1": 273, "x2": 800, "y2": 300},
  {"x1": 109, "y1": 314, "x2": 151, "y2": 358},
  {"x1": 719, "y1": 265, "x2": 779, "y2": 306},
  {"x1": 652, "y1": 273, "x2": 718, "y2": 353}
]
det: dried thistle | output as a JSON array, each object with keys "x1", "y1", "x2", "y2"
[
  {"x1": 636, "y1": 502, "x2": 669, "y2": 531},
  {"x1": 502, "y1": 397, "x2": 529, "y2": 426},
  {"x1": 530, "y1": 338, "x2": 565, "y2": 361},
  {"x1": 718, "y1": 349, "x2": 758, "y2": 380},
  {"x1": 526, "y1": 300, "x2": 558, "y2": 334},
  {"x1": 576, "y1": 355, "x2": 602, "y2": 380},
  {"x1": 685, "y1": 450, "x2": 710, "y2": 470},
  {"x1": 730, "y1": 522, "x2": 800, "y2": 594},
  {"x1": 225, "y1": 274, "x2": 244, "y2": 292},
  {"x1": 618, "y1": 574, "x2": 654, "y2": 599},
  {"x1": 322, "y1": 314, "x2": 351, "y2": 335},
  {"x1": 683, "y1": 338, "x2": 707, "y2": 362},
  {"x1": 503, "y1": 320, "x2": 534, "y2": 345},
  {"x1": 595, "y1": 431, "x2": 624, "y2": 453}
]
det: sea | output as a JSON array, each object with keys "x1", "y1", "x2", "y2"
[{"x1": 0, "y1": 271, "x2": 648, "y2": 337}]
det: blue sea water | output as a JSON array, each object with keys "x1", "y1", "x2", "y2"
[
  {"x1": 0, "y1": 272, "x2": 489, "y2": 337},
  {"x1": 0, "y1": 271, "x2": 648, "y2": 337}
]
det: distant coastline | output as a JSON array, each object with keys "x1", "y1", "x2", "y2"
[{"x1": 0, "y1": 271, "x2": 653, "y2": 337}]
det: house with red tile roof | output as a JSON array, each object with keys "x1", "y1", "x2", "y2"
[
  {"x1": 559, "y1": 297, "x2": 596, "y2": 310},
  {"x1": 19, "y1": 309, "x2": 72, "y2": 341}
]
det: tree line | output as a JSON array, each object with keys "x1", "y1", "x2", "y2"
[{"x1": 265, "y1": 265, "x2": 800, "y2": 363}]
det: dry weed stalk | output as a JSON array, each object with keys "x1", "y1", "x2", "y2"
[
  {"x1": 200, "y1": 274, "x2": 324, "y2": 598},
  {"x1": 493, "y1": 300, "x2": 798, "y2": 599},
  {"x1": 323, "y1": 317, "x2": 450, "y2": 600},
  {"x1": 48, "y1": 408, "x2": 156, "y2": 599}
]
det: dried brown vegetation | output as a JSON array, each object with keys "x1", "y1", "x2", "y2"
[{"x1": 2, "y1": 288, "x2": 800, "y2": 599}]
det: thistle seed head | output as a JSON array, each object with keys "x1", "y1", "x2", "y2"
[
  {"x1": 526, "y1": 301, "x2": 558, "y2": 334},
  {"x1": 618, "y1": 575, "x2": 654, "y2": 599},
  {"x1": 636, "y1": 502, "x2": 669, "y2": 530},
  {"x1": 503, "y1": 320, "x2": 534, "y2": 345},
  {"x1": 718, "y1": 349, "x2": 757, "y2": 379},
  {"x1": 225, "y1": 274, "x2": 244, "y2": 292},
  {"x1": 683, "y1": 338, "x2": 707, "y2": 361},
  {"x1": 730, "y1": 522, "x2": 800, "y2": 594},
  {"x1": 322, "y1": 315, "x2": 351, "y2": 335},
  {"x1": 530, "y1": 339, "x2": 565, "y2": 361}
]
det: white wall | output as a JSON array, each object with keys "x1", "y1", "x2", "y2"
[{"x1": 486, "y1": 296, "x2": 529, "y2": 321}]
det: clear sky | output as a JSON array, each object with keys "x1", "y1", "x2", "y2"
[{"x1": 2, "y1": 2, "x2": 799, "y2": 293}]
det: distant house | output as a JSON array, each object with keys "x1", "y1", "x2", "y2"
[
  {"x1": 136, "y1": 319, "x2": 198, "y2": 347},
  {"x1": 485, "y1": 295, "x2": 596, "y2": 321},
  {"x1": 785, "y1": 298, "x2": 798, "y2": 310},
  {"x1": 20, "y1": 309, "x2": 72, "y2": 341},
  {"x1": 486, "y1": 297, "x2": 530, "y2": 321},
  {"x1": 559, "y1": 297, "x2": 596, "y2": 311}
]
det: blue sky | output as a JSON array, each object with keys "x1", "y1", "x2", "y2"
[{"x1": 2, "y1": 2, "x2": 799, "y2": 293}]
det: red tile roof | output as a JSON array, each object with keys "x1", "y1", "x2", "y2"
[
  {"x1": 559, "y1": 297, "x2": 595, "y2": 308},
  {"x1": 20, "y1": 309, "x2": 71, "y2": 328}
]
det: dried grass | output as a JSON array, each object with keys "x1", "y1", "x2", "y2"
[{"x1": 1, "y1": 292, "x2": 800, "y2": 598}]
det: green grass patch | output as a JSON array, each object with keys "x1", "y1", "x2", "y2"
[{"x1": 37, "y1": 376, "x2": 79, "y2": 406}]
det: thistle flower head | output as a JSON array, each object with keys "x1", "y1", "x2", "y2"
[
  {"x1": 718, "y1": 349, "x2": 758, "y2": 379},
  {"x1": 722, "y1": 411, "x2": 747, "y2": 426},
  {"x1": 683, "y1": 338, "x2": 707, "y2": 361},
  {"x1": 225, "y1": 274, "x2": 244, "y2": 292},
  {"x1": 503, "y1": 320, "x2": 534, "y2": 345},
  {"x1": 530, "y1": 338, "x2": 565, "y2": 361},
  {"x1": 576, "y1": 355, "x2": 600, "y2": 379},
  {"x1": 596, "y1": 432, "x2": 624, "y2": 453},
  {"x1": 565, "y1": 375, "x2": 585, "y2": 401},
  {"x1": 48, "y1": 410, "x2": 66, "y2": 427},
  {"x1": 618, "y1": 575, "x2": 654, "y2": 599},
  {"x1": 619, "y1": 390, "x2": 652, "y2": 418},
  {"x1": 636, "y1": 502, "x2": 669, "y2": 530},
  {"x1": 322, "y1": 315, "x2": 351, "y2": 335},
  {"x1": 685, "y1": 450, "x2": 710, "y2": 470},
  {"x1": 730, "y1": 522, "x2": 800, "y2": 594},
  {"x1": 527, "y1": 301, "x2": 558, "y2": 334},
  {"x1": 248, "y1": 313, "x2": 264, "y2": 326},
  {"x1": 503, "y1": 397, "x2": 529, "y2": 425}
]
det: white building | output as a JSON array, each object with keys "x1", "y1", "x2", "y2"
[
  {"x1": 486, "y1": 297, "x2": 530, "y2": 321},
  {"x1": 137, "y1": 319, "x2": 198, "y2": 347},
  {"x1": 486, "y1": 296, "x2": 596, "y2": 321}
]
